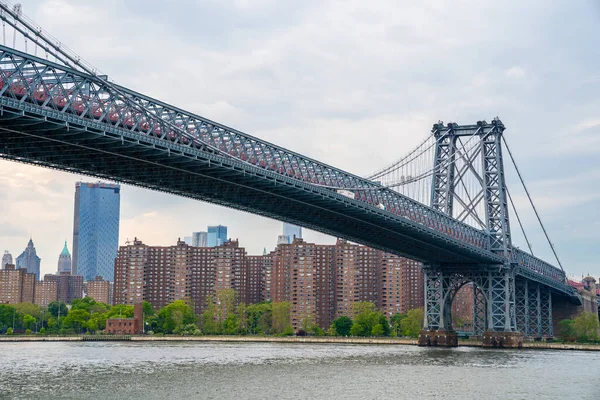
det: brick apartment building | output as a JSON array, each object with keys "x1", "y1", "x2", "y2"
[
  {"x1": 0, "y1": 264, "x2": 35, "y2": 304},
  {"x1": 34, "y1": 280, "x2": 58, "y2": 307},
  {"x1": 114, "y1": 238, "x2": 260, "y2": 314},
  {"x1": 114, "y1": 237, "x2": 424, "y2": 331},
  {"x1": 43, "y1": 272, "x2": 84, "y2": 304},
  {"x1": 85, "y1": 276, "x2": 113, "y2": 305},
  {"x1": 0, "y1": 265, "x2": 82, "y2": 307}
]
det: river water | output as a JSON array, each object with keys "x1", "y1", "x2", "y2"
[{"x1": 0, "y1": 342, "x2": 599, "y2": 399}]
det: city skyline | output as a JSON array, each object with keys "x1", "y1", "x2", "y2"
[{"x1": 0, "y1": 0, "x2": 599, "y2": 280}]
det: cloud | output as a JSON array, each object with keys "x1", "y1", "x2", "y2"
[{"x1": 505, "y1": 67, "x2": 525, "y2": 79}]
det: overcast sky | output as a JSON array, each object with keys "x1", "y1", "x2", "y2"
[{"x1": 1, "y1": 0, "x2": 599, "y2": 279}]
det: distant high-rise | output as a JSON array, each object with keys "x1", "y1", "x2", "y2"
[
  {"x1": 57, "y1": 241, "x2": 72, "y2": 274},
  {"x1": 1, "y1": 250, "x2": 12, "y2": 269},
  {"x1": 72, "y1": 181, "x2": 120, "y2": 281},
  {"x1": 282, "y1": 223, "x2": 302, "y2": 244},
  {"x1": 207, "y1": 225, "x2": 227, "y2": 247},
  {"x1": 16, "y1": 238, "x2": 41, "y2": 280},
  {"x1": 191, "y1": 231, "x2": 208, "y2": 247}
]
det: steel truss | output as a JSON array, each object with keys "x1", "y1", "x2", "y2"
[
  {"x1": 423, "y1": 265, "x2": 516, "y2": 333},
  {"x1": 431, "y1": 119, "x2": 511, "y2": 257},
  {"x1": 514, "y1": 279, "x2": 554, "y2": 337}
]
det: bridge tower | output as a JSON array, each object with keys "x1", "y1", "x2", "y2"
[{"x1": 420, "y1": 119, "x2": 531, "y2": 348}]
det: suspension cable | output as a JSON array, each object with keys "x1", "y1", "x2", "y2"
[
  {"x1": 506, "y1": 186, "x2": 535, "y2": 256},
  {"x1": 502, "y1": 136, "x2": 564, "y2": 272}
]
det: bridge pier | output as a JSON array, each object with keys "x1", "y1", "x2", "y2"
[
  {"x1": 482, "y1": 331, "x2": 523, "y2": 348},
  {"x1": 418, "y1": 330, "x2": 458, "y2": 347},
  {"x1": 419, "y1": 264, "x2": 525, "y2": 348}
]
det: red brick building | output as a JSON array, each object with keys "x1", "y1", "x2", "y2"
[
  {"x1": 106, "y1": 303, "x2": 143, "y2": 335},
  {"x1": 85, "y1": 276, "x2": 113, "y2": 305},
  {"x1": 114, "y1": 238, "x2": 258, "y2": 314},
  {"x1": 0, "y1": 264, "x2": 36, "y2": 304},
  {"x1": 44, "y1": 272, "x2": 84, "y2": 304},
  {"x1": 113, "y1": 237, "x2": 424, "y2": 331},
  {"x1": 34, "y1": 280, "x2": 58, "y2": 307}
]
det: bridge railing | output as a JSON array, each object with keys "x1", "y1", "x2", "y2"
[
  {"x1": 0, "y1": 44, "x2": 493, "y2": 254},
  {"x1": 512, "y1": 248, "x2": 566, "y2": 284}
]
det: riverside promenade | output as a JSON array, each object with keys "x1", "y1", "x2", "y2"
[{"x1": 0, "y1": 335, "x2": 599, "y2": 351}]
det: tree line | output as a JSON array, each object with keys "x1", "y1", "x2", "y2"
[{"x1": 0, "y1": 289, "x2": 425, "y2": 337}]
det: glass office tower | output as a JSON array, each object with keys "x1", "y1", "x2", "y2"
[
  {"x1": 72, "y1": 182, "x2": 120, "y2": 281},
  {"x1": 207, "y1": 225, "x2": 227, "y2": 247},
  {"x1": 283, "y1": 223, "x2": 302, "y2": 244}
]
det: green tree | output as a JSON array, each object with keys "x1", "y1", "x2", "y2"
[
  {"x1": 559, "y1": 319, "x2": 576, "y2": 342},
  {"x1": 0, "y1": 304, "x2": 17, "y2": 334},
  {"x1": 62, "y1": 309, "x2": 90, "y2": 333},
  {"x1": 22, "y1": 314, "x2": 36, "y2": 331},
  {"x1": 201, "y1": 296, "x2": 219, "y2": 335},
  {"x1": 71, "y1": 297, "x2": 97, "y2": 313},
  {"x1": 47, "y1": 301, "x2": 68, "y2": 319},
  {"x1": 331, "y1": 316, "x2": 353, "y2": 337},
  {"x1": 574, "y1": 312, "x2": 599, "y2": 342},
  {"x1": 236, "y1": 303, "x2": 248, "y2": 334},
  {"x1": 39, "y1": 327, "x2": 46, "y2": 335},
  {"x1": 272, "y1": 302, "x2": 292, "y2": 334},
  {"x1": 6, "y1": 327, "x2": 13, "y2": 335},
  {"x1": 246, "y1": 303, "x2": 272, "y2": 335},
  {"x1": 107, "y1": 304, "x2": 134, "y2": 319},
  {"x1": 400, "y1": 308, "x2": 424, "y2": 338},
  {"x1": 14, "y1": 303, "x2": 42, "y2": 320},
  {"x1": 390, "y1": 313, "x2": 407, "y2": 337},
  {"x1": 222, "y1": 313, "x2": 240, "y2": 335},
  {"x1": 157, "y1": 300, "x2": 197, "y2": 334},
  {"x1": 142, "y1": 301, "x2": 155, "y2": 317},
  {"x1": 87, "y1": 312, "x2": 109, "y2": 332},
  {"x1": 371, "y1": 324, "x2": 385, "y2": 336},
  {"x1": 350, "y1": 301, "x2": 387, "y2": 337}
]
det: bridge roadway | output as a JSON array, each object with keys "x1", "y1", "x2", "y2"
[{"x1": 0, "y1": 45, "x2": 575, "y2": 297}]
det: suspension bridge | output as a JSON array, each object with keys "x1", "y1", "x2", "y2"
[{"x1": 0, "y1": 3, "x2": 584, "y2": 347}]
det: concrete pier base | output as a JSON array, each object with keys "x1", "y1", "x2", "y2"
[
  {"x1": 418, "y1": 330, "x2": 459, "y2": 347},
  {"x1": 482, "y1": 331, "x2": 523, "y2": 348}
]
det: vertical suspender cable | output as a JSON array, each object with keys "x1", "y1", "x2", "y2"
[{"x1": 502, "y1": 136, "x2": 565, "y2": 273}]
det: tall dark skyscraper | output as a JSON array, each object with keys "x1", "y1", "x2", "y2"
[
  {"x1": 207, "y1": 225, "x2": 227, "y2": 247},
  {"x1": 72, "y1": 181, "x2": 120, "y2": 281},
  {"x1": 16, "y1": 238, "x2": 41, "y2": 280}
]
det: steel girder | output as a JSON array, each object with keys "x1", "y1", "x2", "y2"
[
  {"x1": 0, "y1": 105, "x2": 500, "y2": 265},
  {"x1": 0, "y1": 45, "x2": 498, "y2": 252}
]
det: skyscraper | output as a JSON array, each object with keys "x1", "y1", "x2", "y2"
[
  {"x1": 1, "y1": 250, "x2": 12, "y2": 269},
  {"x1": 72, "y1": 181, "x2": 120, "y2": 281},
  {"x1": 282, "y1": 223, "x2": 302, "y2": 244},
  {"x1": 207, "y1": 225, "x2": 227, "y2": 247},
  {"x1": 15, "y1": 238, "x2": 41, "y2": 280},
  {"x1": 57, "y1": 241, "x2": 72, "y2": 274},
  {"x1": 191, "y1": 231, "x2": 208, "y2": 247}
]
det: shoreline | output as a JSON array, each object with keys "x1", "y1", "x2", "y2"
[{"x1": 0, "y1": 335, "x2": 598, "y2": 350}]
